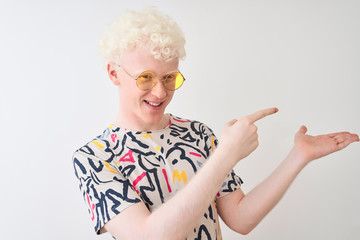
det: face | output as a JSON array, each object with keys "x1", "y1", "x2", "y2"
[{"x1": 108, "y1": 47, "x2": 179, "y2": 131}]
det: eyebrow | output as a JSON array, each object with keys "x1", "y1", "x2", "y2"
[{"x1": 136, "y1": 69, "x2": 180, "y2": 77}]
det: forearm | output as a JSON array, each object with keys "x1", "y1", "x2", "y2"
[
  {"x1": 233, "y1": 148, "x2": 308, "y2": 233},
  {"x1": 144, "y1": 148, "x2": 234, "y2": 239}
]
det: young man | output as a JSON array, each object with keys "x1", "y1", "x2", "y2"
[{"x1": 73, "y1": 8, "x2": 359, "y2": 239}]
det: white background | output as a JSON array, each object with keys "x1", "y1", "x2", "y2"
[{"x1": 1, "y1": 0, "x2": 359, "y2": 239}]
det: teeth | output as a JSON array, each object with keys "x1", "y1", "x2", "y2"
[{"x1": 146, "y1": 101, "x2": 161, "y2": 106}]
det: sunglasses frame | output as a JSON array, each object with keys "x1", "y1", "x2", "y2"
[{"x1": 117, "y1": 64, "x2": 185, "y2": 91}]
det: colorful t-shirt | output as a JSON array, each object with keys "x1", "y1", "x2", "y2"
[{"x1": 73, "y1": 114, "x2": 243, "y2": 239}]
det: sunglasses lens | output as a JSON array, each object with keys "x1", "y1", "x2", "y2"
[
  {"x1": 164, "y1": 72, "x2": 184, "y2": 90},
  {"x1": 137, "y1": 71, "x2": 155, "y2": 90},
  {"x1": 136, "y1": 71, "x2": 184, "y2": 91}
]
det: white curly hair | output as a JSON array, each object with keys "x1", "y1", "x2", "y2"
[{"x1": 99, "y1": 7, "x2": 186, "y2": 64}]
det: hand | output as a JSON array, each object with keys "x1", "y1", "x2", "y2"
[
  {"x1": 219, "y1": 107, "x2": 278, "y2": 165},
  {"x1": 293, "y1": 125, "x2": 359, "y2": 163}
]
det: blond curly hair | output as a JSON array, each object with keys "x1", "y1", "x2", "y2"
[{"x1": 99, "y1": 7, "x2": 186, "y2": 64}]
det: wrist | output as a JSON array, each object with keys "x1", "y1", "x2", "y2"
[
  {"x1": 287, "y1": 147, "x2": 310, "y2": 168},
  {"x1": 208, "y1": 146, "x2": 237, "y2": 176}
]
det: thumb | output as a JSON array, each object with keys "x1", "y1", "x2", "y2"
[{"x1": 297, "y1": 125, "x2": 307, "y2": 135}]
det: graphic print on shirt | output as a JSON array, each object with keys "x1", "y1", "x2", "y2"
[{"x1": 73, "y1": 115, "x2": 243, "y2": 239}]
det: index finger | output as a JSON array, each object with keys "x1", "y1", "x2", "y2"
[{"x1": 246, "y1": 107, "x2": 279, "y2": 123}]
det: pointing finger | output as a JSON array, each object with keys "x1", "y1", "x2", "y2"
[{"x1": 246, "y1": 107, "x2": 279, "y2": 124}]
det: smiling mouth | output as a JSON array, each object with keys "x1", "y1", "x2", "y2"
[{"x1": 144, "y1": 100, "x2": 162, "y2": 107}]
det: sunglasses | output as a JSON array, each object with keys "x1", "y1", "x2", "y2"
[{"x1": 118, "y1": 65, "x2": 185, "y2": 91}]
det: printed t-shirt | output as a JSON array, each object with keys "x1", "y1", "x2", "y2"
[{"x1": 73, "y1": 114, "x2": 243, "y2": 239}]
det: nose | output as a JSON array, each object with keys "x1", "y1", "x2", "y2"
[{"x1": 150, "y1": 80, "x2": 167, "y2": 99}]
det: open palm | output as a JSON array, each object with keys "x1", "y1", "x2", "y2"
[{"x1": 294, "y1": 125, "x2": 359, "y2": 163}]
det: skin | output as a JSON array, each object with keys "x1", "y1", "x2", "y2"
[
  {"x1": 108, "y1": 46, "x2": 179, "y2": 132},
  {"x1": 104, "y1": 47, "x2": 359, "y2": 239}
]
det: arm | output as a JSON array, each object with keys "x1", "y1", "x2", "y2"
[
  {"x1": 104, "y1": 143, "x2": 239, "y2": 240},
  {"x1": 217, "y1": 126, "x2": 359, "y2": 235},
  {"x1": 104, "y1": 108, "x2": 279, "y2": 239}
]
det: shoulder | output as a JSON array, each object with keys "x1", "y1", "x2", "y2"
[
  {"x1": 168, "y1": 115, "x2": 218, "y2": 158},
  {"x1": 170, "y1": 115, "x2": 215, "y2": 136},
  {"x1": 72, "y1": 125, "x2": 121, "y2": 164}
]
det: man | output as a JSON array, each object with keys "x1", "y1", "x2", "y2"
[{"x1": 73, "y1": 8, "x2": 359, "y2": 239}]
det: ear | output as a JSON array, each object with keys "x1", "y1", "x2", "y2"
[{"x1": 107, "y1": 62, "x2": 121, "y2": 86}]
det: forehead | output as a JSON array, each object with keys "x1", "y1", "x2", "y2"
[{"x1": 119, "y1": 47, "x2": 179, "y2": 74}]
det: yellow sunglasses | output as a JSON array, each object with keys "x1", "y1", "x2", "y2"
[{"x1": 118, "y1": 65, "x2": 185, "y2": 91}]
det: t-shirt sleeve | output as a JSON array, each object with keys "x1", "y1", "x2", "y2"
[
  {"x1": 203, "y1": 124, "x2": 244, "y2": 199},
  {"x1": 73, "y1": 144, "x2": 142, "y2": 234},
  {"x1": 216, "y1": 169, "x2": 244, "y2": 198}
]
